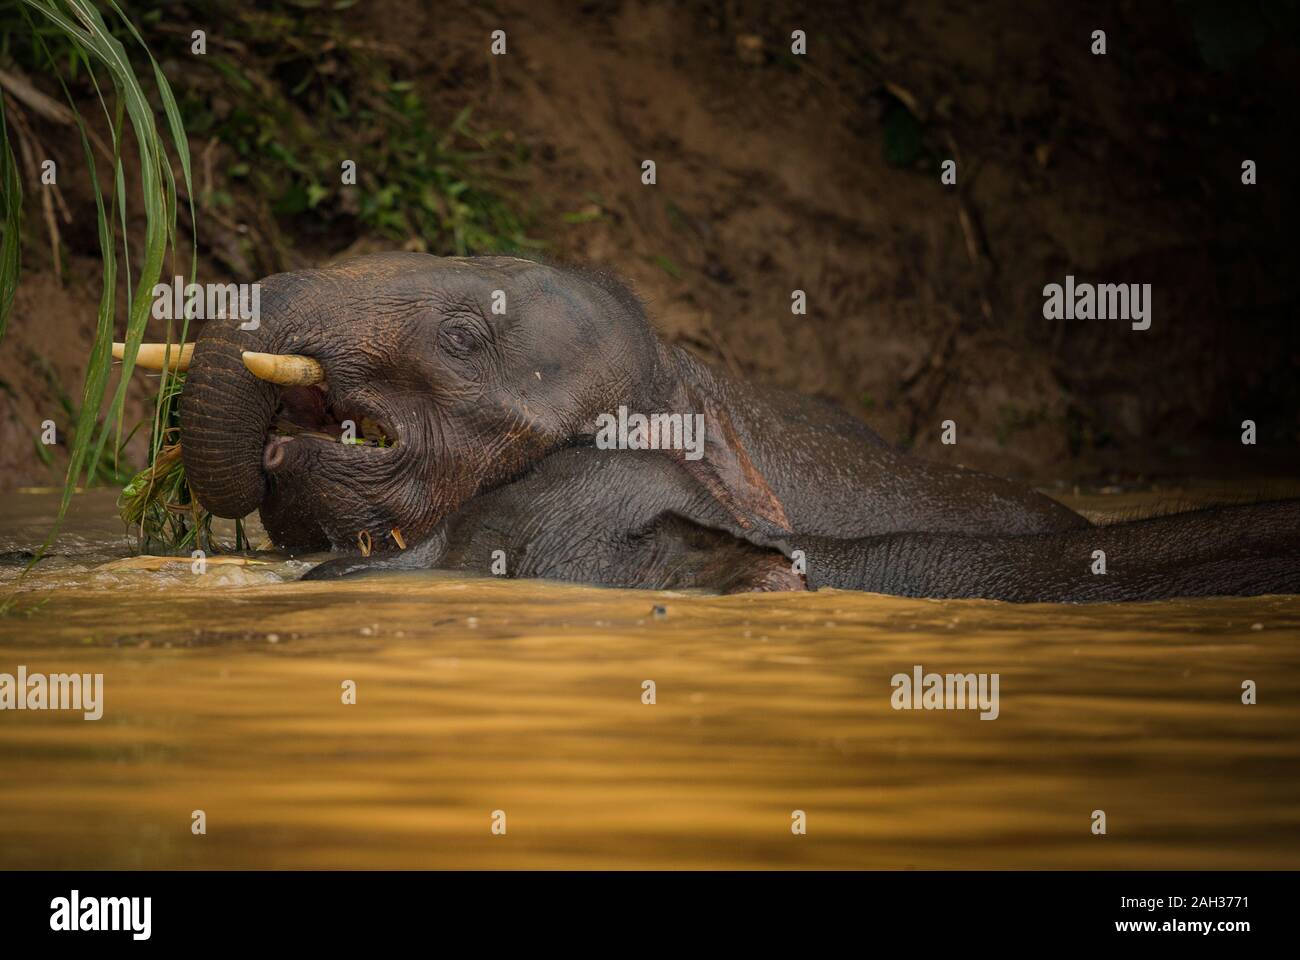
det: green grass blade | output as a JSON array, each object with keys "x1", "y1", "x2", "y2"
[{"x1": 17, "y1": 0, "x2": 177, "y2": 539}]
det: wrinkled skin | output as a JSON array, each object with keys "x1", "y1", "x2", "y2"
[{"x1": 181, "y1": 252, "x2": 1300, "y2": 601}]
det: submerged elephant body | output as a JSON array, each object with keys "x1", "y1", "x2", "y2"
[
  {"x1": 171, "y1": 252, "x2": 1299, "y2": 602},
  {"x1": 302, "y1": 445, "x2": 1300, "y2": 602}
]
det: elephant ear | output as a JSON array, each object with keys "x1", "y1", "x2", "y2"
[{"x1": 671, "y1": 398, "x2": 793, "y2": 537}]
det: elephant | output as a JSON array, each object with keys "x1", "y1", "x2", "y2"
[{"x1": 150, "y1": 252, "x2": 1297, "y2": 601}]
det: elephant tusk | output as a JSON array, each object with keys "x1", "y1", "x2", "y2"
[
  {"x1": 112, "y1": 342, "x2": 194, "y2": 371},
  {"x1": 241, "y1": 351, "x2": 326, "y2": 386}
]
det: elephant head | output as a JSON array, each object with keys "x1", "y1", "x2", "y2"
[{"x1": 176, "y1": 252, "x2": 669, "y2": 552}]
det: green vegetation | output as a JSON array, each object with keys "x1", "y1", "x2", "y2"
[
  {"x1": 880, "y1": 94, "x2": 927, "y2": 169},
  {"x1": 650, "y1": 254, "x2": 682, "y2": 279},
  {"x1": 994, "y1": 404, "x2": 1048, "y2": 448},
  {"x1": 155, "y1": 1, "x2": 537, "y2": 262}
]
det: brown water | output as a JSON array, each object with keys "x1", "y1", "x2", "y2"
[{"x1": 1, "y1": 487, "x2": 1298, "y2": 869}]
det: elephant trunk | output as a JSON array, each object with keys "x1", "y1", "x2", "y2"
[
  {"x1": 179, "y1": 271, "x2": 327, "y2": 520},
  {"x1": 180, "y1": 323, "x2": 281, "y2": 519}
]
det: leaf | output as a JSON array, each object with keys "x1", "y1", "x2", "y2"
[{"x1": 882, "y1": 98, "x2": 923, "y2": 168}]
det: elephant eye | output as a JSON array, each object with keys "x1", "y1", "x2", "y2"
[{"x1": 438, "y1": 323, "x2": 476, "y2": 356}]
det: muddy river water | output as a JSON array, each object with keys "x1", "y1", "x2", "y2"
[{"x1": 1, "y1": 486, "x2": 1297, "y2": 869}]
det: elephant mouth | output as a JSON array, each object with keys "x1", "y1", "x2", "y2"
[
  {"x1": 263, "y1": 383, "x2": 400, "y2": 470},
  {"x1": 154, "y1": 335, "x2": 412, "y2": 523}
]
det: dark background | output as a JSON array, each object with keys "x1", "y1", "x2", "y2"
[{"x1": 2, "y1": 0, "x2": 1297, "y2": 489}]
